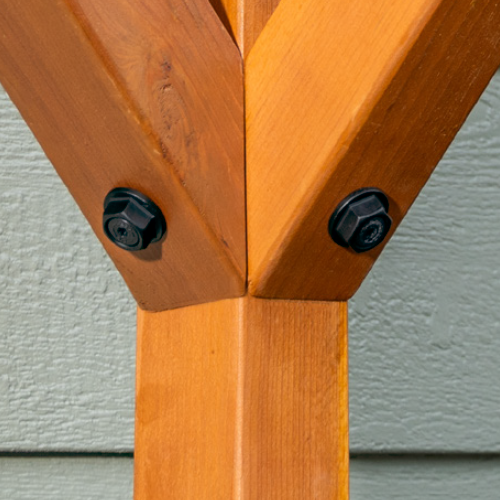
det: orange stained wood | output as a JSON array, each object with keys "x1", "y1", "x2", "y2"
[
  {"x1": 135, "y1": 297, "x2": 349, "y2": 499},
  {"x1": 0, "y1": 0, "x2": 245, "y2": 311},
  {"x1": 246, "y1": 0, "x2": 500, "y2": 301},
  {"x1": 210, "y1": 0, "x2": 282, "y2": 56}
]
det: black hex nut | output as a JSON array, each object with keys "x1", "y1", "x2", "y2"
[
  {"x1": 103, "y1": 188, "x2": 166, "y2": 251},
  {"x1": 328, "y1": 188, "x2": 392, "y2": 253}
]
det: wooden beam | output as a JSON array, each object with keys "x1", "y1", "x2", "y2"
[
  {"x1": 135, "y1": 297, "x2": 349, "y2": 499},
  {"x1": 246, "y1": 0, "x2": 500, "y2": 301},
  {"x1": 210, "y1": 0, "x2": 282, "y2": 56},
  {"x1": 0, "y1": 0, "x2": 245, "y2": 311}
]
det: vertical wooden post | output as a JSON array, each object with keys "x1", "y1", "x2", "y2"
[{"x1": 135, "y1": 297, "x2": 349, "y2": 499}]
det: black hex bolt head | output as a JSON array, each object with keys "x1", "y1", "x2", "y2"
[
  {"x1": 103, "y1": 188, "x2": 166, "y2": 251},
  {"x1": 328, "y1": 188, "x2": 392, "y2": 253}
]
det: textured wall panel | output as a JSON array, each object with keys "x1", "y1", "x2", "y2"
[
  {"x1": 0, "y1": 87, "x2": 136, "y2": 451},
  {"x1": 351, "y1": 457, "x2": 500, "y2": 500},
  {"x1": 349, "y1": 71, "x2": 500, "y2": 452},
  {"x1": 1, "y1": 457, "x2": 499, "y2": 499},
  {"x1": 1, "y1": 70, "x2": 500, "y2": 454},
  {"x1": 0, "y1": 457, "x2": 133, "y2": 500}
]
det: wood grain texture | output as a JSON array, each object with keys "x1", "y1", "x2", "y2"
[
  {"x1": 246, "y1": 0, "x2": 500, "y2": 301},
  {"x1": 135, "y1": 297, "x2": 348, "y2": 499},
  {"x1": 0, "y1": 0, "x2": 245, "y2": 311},
  {"x1": 210, "y1": 0, "x2": 281, "y2": 56}
]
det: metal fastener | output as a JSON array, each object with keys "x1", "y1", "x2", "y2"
[
  {"x1": 103, "y1": 187, "x2": 166, "y2": 251},
  {"x1": 328, "y1": 188, "x2": 392, "y2": 253}
]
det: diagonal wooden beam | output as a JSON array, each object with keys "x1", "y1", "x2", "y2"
[
  {"x1": 0, "y1": 0, "x2": 245, "y2": 311},
  {"x1": 246, "y1": 0, "x2": 500, "y2": 302}
]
